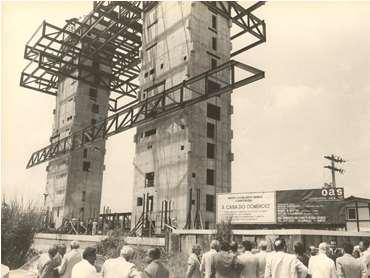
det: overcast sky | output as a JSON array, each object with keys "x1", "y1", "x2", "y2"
[{"x1": 2, "y1": 2, "x2": 370, "y2": 212}]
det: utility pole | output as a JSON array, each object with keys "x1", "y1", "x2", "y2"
[{"x1": 324, "y1": 154, "x2": 346, "y2": 187}]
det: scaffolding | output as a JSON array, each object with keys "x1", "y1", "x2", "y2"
[{"x1": 21, "y1": 1, "x2": 267, "y2": 168}]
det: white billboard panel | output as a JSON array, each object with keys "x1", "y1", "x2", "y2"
[{"x1": 217, "y1": 192, "x2": 276, "y2": 224}]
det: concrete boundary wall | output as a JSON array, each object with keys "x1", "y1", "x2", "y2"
[
  {"x1": 173, "y1": 229, "x2": 370, "y2": 237},
  {"x1": 170, "y1": 229, "x2": 370, "y2": 254},
  {"x1": 33, "y1": 233, "x2": 165, "y2": 252}
]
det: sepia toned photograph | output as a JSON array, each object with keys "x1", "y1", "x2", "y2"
[{"x1": 1, "y1": 1, "x2": 370, "y2": 277}]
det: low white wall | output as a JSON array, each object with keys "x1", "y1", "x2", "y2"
[{"x1": 33, "y1": 233, "x2": 165, "y2": 252}]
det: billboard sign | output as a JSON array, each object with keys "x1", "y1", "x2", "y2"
[
  {"x1": 217, "y1": 192, "x2": 276, "y2": 224},
  {"x1": 276, "y1": 189, "x2": 345, "y2": 225},
  {"x1": 216, "y1": 188, "x2": 346, "y2": 226}
]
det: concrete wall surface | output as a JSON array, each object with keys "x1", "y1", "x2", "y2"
[
  {"x1": 33, "y1": 233, "x2": 165, "y2": 252},
  {"x1": 170, "y1": 229, "x2": 370, "y2": 254}
]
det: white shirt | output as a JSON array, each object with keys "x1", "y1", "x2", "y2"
[
  {"x1": 102, "y1": 257, "x2": 140, "y2": 278},
  {"x1": 361, "y1": 249, "x2": 370, "y2": 276},
  {"x1": 264, "y1": 251, "x2": 307, "y2": 278},
  {"x1": 308, "y1": 253, "x2": 337, "y2": 278},
  {"x1": 200, "y1": 249, "x2": 217, "y2": 278},
  {"x1": 71, "y1": 259, "x2": 98, "y2": 278}
]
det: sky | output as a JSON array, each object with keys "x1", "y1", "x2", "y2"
[{"x1": 1, "y1": 1, "x2": 370, "y2": 212}]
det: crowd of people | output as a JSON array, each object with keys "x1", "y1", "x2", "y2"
[
  {"x1": 185, "y1": 238, "x2": 370, "y2": 278},
  {"x1": 36, "y1": 238, "x2": 370, "y2": 278},
  {"x1": 37, "y1": 241, "x2": 168, "y2": 278}
]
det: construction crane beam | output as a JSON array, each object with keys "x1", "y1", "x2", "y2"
[
  {"x1": 201, "y1": 1, "x2": 266, "y2": 57},
  {"x1": 20, "y1": 2, "x2": 143, "y2": 112},
  {"x1": 26, "y1": 60, "x2": 264, "y2": 168}
]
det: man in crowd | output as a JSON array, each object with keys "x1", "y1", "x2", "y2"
[
  {"x1": 57, "y1": 241, "x2": 81, "y2": 278},
  {"x1": 264, "y1": 238, "x2": 307, "y2": 278},
  {"x1": 186, "y1": 244, "x2": 202, "y2": 278},
  {"x1": 200, "y1": 239, "x2": 220, "y2": 278},
  {"x1": 255, "y1": 240, "x2": 268, "y2": 278},
  {"x1": 308, "y1": 242, "x2": 337, "y2": 278},
  {"x1": 38, "y1": 246, "x2": 59, "y2": 278},
  {"x1": 102, "y1": 246, "x2": 141, "y2": 278},
  {"x1": 71, "y1": 246, "x2": 98, "y2": 278},
  {"x1": 143, "y1": 247, "x2": 169, "y2": 278},
  {"x1": 295, "y1": 241, "x2": 309, "y2": 267},
  {"x1": 238, "y1": 240, "x2": 259, "y2": 278},
  {"x1": 336, "y1": 242, "x2": 367, "y2": 278},
  {"x1": 214, "y1": 241, "x2": 240, "y2": 278},
  {"x1": 360, "y1": 240, "x2": 370, "y2": 278}
]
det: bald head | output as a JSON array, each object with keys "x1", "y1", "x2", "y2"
[
  {"x1": 120, "y1": 246, "x2": 135, "y2": 261},
  {"x1": 210, "y1": 240, "x2": 220, "y2": 251},
  {"x1": 319, "y1": 242, "x2": 329, "y2": 254},
  {"x1": 70, "y1": 241, "x2": 80, "y2": 249},
  {"x1": 259, "y1": 240, "x2": 268, "y2": 251}
]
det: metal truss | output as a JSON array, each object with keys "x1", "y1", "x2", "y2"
[
  {"x1": 20, "y1": 1, "x2": 143, "y2": 112},
  {"x1": 23, "y1": 1, "x2": 266, "y2": 168},
  {"x1": 202, "y1": 1, "x2": 266, "y2": 57},
  {"x1": 26, "y1": 60, "x2": 264, "y2": 168}
]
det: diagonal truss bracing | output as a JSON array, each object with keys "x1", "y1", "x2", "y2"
[
  {"x1": 20, "y1": 1, "x2": 143, "y2": 112},
  {"x1": 22, "y1": 1, "x2": 267, "y2": 168},
  {"x1": 26, "y1": 60, "x2": 264, "y2": 168}
]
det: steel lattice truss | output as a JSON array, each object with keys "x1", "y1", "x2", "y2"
[
  {"x1": 20, "y1": 1, "x2": 143, "y2": 112},
  {"x1": 22, "y1": 1, "x2": 267, "y2": 169}
]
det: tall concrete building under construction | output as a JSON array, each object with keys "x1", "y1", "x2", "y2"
[
  {"x1": 21, "y1": 1, "x2": 265, "y2": 231},
  {"x1": 45, "y1": 59, "x2": 110, "y2": 228},
  {"x1": 131, "y1": 2, "x2": 233, "y2": 232}
]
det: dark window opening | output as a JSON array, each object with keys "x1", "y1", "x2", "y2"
[
  {"x1": 92, "y1": 104, "x2": 99, "y2": 114},
  {"x1": 80, "y1": 207, "x2": 85, "y2": 218},
  {"x1": 207, "y1": 169, "x2": 215, "y2": 185},
  {"x1": 207, "y1": 80, "x2": 221, "y2": 94},
  {"x1": 347, "y1": 208, "x2": 357, "y2": 220},
  {"x1": 89, "y1": 88, "x2": 97, "y2": 100},
  {"x1": 137, "y1": 197, "x2": 143, "y2": 206},
  {"x1": 160, "y1": 63, "x2": 164, "y2": 69},
  {"x1": 205, "y1": 221, "x2": 210, "y2": 229},
  {"x1": 82, "y1": 191, "x2": 86, "y2": 202},
  {"x1": 83, "y1": 149, "x2": 88, "y2": 158},
  {"x1": 145, "y1": 172, "x2": 155, "y2": 187},
  {"x1": 181, "y1": 145, "x2": 185, "y2": 150},
  {"x1": 149, "y1": 68, "x2": 155, "y2": 75},
  {"x1": 192, "y1": 172, "x2": 196, "y2": 178},
  {"x1": 207, "y1": 103, "x2": 221, "y2": 121},
  {"x1": 212, "y1": 37, "x2": 217, "y2": 51},
  {"x1": 144, "y1": 128, "x2": 157, "y2": 137},
  {"x1": 181, "y1": 125, "x2": 185, "y2": 130},
  {"x1": 83, "y1": 161, "x2": 91, "y2": 172},
  {"x1": 207, "y1": 122, "x2": 215, "y2": 138},
  {"x1": 207, "y1": 143, "x2": 215, "y2": 159},
  {"x1": 212, "y1": 15, "x2": 217, "y2": 29},
  {"x1": 211, "y1": 58, "x2": 217, "y2": 69},
  {"x1": 57, "y1": 207, "x2": 60, "y2": 217},
  {"x1": 206, "y1": 194, "x2": 215, "y2": 212},
  {"x1": 184, "y1": 56, "x2": 187, "y2": 61},
  {"x1": 148, "y1": 196, "x2": 154, "y2": 211}
]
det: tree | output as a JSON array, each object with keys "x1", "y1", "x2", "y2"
[
  {"x1": 215, "y1": 219, "x2": 233, "y2": 243},
  {"x1": 1, "y1": 197, "x2": 43, "y2": 269}
]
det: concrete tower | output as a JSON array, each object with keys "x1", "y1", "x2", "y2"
[
  {"x1": 132, "y1": 2, "x2": 233, "y2": 232},
  {"x1": 45, "y1": 57, "x2": 110, "y2": 228}
]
